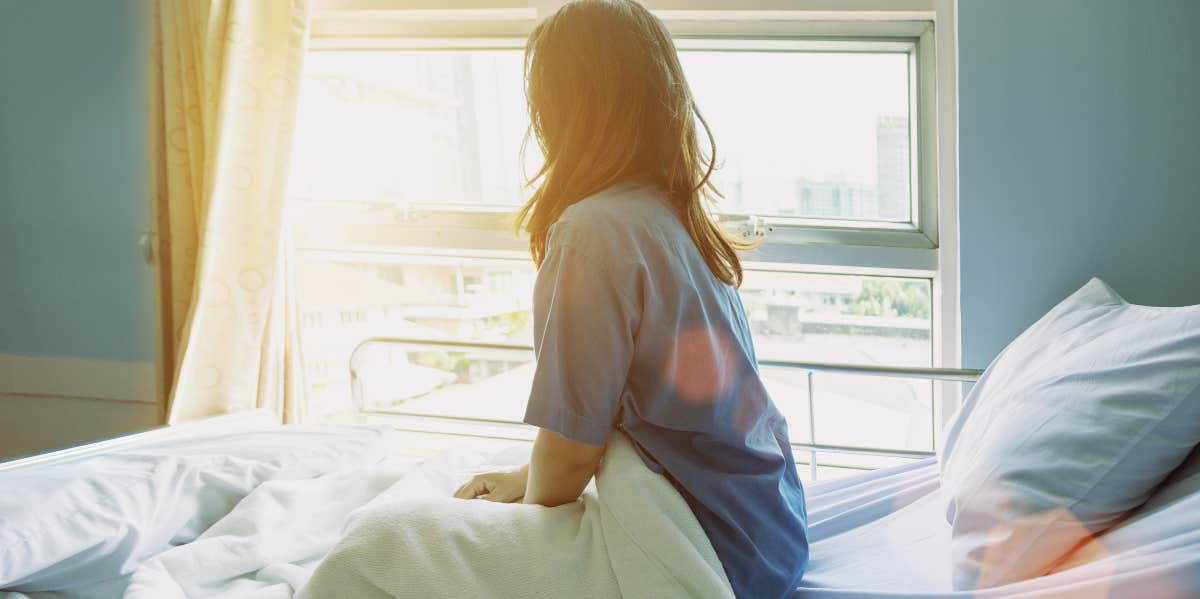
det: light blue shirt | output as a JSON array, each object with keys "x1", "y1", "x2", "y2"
[{"x1": 523, "y1": 183, "x2": 809, "y2": 599}]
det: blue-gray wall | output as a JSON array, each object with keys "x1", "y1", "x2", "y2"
[
  {"x1": 0, "y1": 0, "x2": 154, "y2": 363},
  {"x1": 959, "y1": 0, "x2": 1200, "y2": 369},
  {"x1": 3, "y1": 0, "x2": 1198, "y2": 372}
]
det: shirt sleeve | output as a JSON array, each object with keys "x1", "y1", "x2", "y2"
[{"x1": 522, "y1": 220, "x2": 641, "y2": 446}]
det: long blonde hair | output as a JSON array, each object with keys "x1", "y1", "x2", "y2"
[{"x1": 517, "y1": 0, "x2": 755, "y2": 286}]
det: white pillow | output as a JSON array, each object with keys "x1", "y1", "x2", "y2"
[
  {"x1": 1049, "y1": 447, "x2": 1200, "y2": 577},
  {"x1": 0, "y1": 422, "x2": 392, "y2": 592},
  {"x1": 939, "y1": 278, "x2": 1200, "y2": 590}
]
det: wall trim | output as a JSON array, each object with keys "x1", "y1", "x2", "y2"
[
  {"x1": 933, "y1": 0, "x2": 962, "y2": 430},
  {"x1": 0, "y1": 354, "x2": 158, "y2": 404}
]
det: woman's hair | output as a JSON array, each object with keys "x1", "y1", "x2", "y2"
[{"x1": 517, "y1": 0, "x2": 756, "y2": 286}]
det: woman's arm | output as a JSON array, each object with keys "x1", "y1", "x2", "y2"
[{"x1": 523, "y1": 428, "x2": 607, "y2": 507}]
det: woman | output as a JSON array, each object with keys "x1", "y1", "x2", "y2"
[{"x1": 453, "y1": 1, "x2": 809, "y2": 597}]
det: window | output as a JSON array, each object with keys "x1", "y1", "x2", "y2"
[
  {"x1": 343, "y1": 271, "x2": 934, "y2": 452},
  {"x1": 678, "y1": 46, "x2": 912, "y2": 222},
  {"x1": 289, "y1": 4, "x2": 955, "y2": 480}
]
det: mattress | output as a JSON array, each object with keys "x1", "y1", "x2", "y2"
[
  {"x1": 798, "y1": 455, "x2": 1200, "y2": 598},
  {"x1": 0, "y1": 413, "x2": 402, "y2": 598},
  {"x1": 3, "y1": 422, "x2": 1198, "y2": 598}
]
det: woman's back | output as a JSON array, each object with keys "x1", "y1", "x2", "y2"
[{"x1": 523, "y1": 183, "x2": 809, "y2": 599}]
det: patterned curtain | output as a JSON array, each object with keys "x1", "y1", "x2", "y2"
[{"x1": 148, "y1": 0, "x2": 311, "y2": 423}]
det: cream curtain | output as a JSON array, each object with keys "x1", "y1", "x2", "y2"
[{"x1": 149, "y1": 0, "x2": 312, "y2": 423}]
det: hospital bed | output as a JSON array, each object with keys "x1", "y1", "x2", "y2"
[{"x1": 2, "y1": 340, "x2": 1197, "y2": 598}]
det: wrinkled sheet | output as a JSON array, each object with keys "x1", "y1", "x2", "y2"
[
  {"x1": 0, "y1": 419, "x2": 395, "y2": 599},
  {"x1": 125, "y1": 432, "x2": 732, "y2": 599},
  {"x1": 6, "y1": 431, "x2": 1199, "y2": 599},
  {"x1": 120, "y1": 457, "x2": 466, "y2": 599}
]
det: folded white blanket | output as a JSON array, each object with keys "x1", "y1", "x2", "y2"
[
  {"x1": 121, "y1": 432, "x2": 731, "y2": 599},
  {"x1": 122, "y1": 448, "x2": 488, "y2": 599},
  {"x1": 297, "y1": 431, "x2": 733, "y2": 599}
]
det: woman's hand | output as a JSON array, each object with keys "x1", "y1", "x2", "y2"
[{"x1": 453, "y1": 465, "x2": 529, "y2": 503}]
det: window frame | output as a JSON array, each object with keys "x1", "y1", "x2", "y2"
[{"x1": 304, "y1": 19, "x2": 940, "y2": 273}]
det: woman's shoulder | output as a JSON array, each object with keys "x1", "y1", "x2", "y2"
[
  {"x1": 555, "y1": 183, "x2": 673, "y2": 238},
  {"x1": 547, "y1": 183, "x2": 684, "y2": 278}
]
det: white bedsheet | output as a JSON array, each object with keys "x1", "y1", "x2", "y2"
[
  {"x1": 0, "y1": 419, "x2": 395, "y2": 598},
  {"x1": 797, "y1": 457, "x2": 1200, "y2": 598},
  {"x1": 120, "y1": 433, "x2": 731, "y2": 599},
  {"x1": 5, "y1": 428, "x2": 1199, "y2": 599}
]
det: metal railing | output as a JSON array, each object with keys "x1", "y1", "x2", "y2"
[{"x1": 349, "y1": 337, "x2": 982, "y2": 479}]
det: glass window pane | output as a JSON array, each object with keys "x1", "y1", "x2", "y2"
[
  {"x1": 812, "y1": 374, "x2": 934, "y2": 452},
  {"x1": 745, "y1": 271, "x2": 934, "y2": 454},
  {"x1": 741, "y1": 271, "x2": 932, "y2": 367},
  {"x1": 681, "y1": 52, "x2": 912, "y2": 221},
  {"x1": 296, "y1": 253, "x2": 536, "y2": 421},
  {"x1": 288, "y1": 50, "x2": 532, "y2": 208},
  {"x1": 761, "y1": 364, "x2": 812, "y2": 444},
  {"x1": 355, "y1": 343, "x2": 535, "y2": 421},
  {"x1": 762, "y1": 369, "x2": 933, "y2": 453},
  {"x1": 815, "y1": 451, "x2": 918, "y2": 473},
  {"x1": 813, "y1": 458, "x2": 919, "y2": 483},
  {"x1": 793, "y1": 453, "x2": 921, "y2": 484},
  {"x1": 323, "y1": 266, "x2": 932, "y2": 438},
  {"x1": 288, "y1": 48, "x2": 912, "y2": 223}
]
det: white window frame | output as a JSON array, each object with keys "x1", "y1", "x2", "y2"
[
  {"x1": 301, "y1": 0, "x2": 964, "y2": 427},
  {"x1": 307, "y1": 9, "x2": 939, "y2": 268}
]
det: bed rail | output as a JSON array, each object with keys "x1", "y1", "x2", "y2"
[{"x1": 349, "y1": 337, "x2": 983, "y2": 479}]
